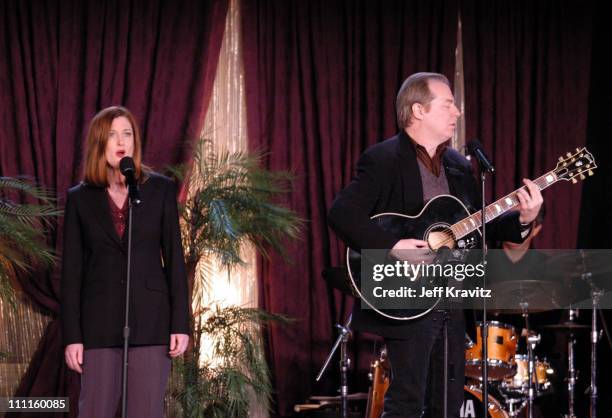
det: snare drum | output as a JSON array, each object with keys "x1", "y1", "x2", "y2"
[
  {"x1": 461, "y1": 385, "x2": 509, "y2": 418},
  {"x1": 501, "y1": 354, "x2": 553, "y2": 395},
  {"x1": 465, "y1": 321, "x2": 518, "y2": 381}
]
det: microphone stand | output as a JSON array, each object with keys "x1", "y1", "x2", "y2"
[
  {"x1": 479, "y1": 170, "x2": 490, "y2": 417},
  {"x1": 316, "y1": 314, "x2": 352, "y2": 418},
  {"x1": 466, "y1": 143, "x2": 494, "y2": 417},
  {"x1": 121, "y1": 184, "x2": 140, "y2": 418}
]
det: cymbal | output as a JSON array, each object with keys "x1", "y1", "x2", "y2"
[
  {"x1": 486, "y1": 279, "x2": 586, "y2": 313},
  {"x1": 542, "y1": 250, "x2": 612, "y2": 280},
  {"x1": 541, "y1": 321, "x2": 590, "y2": 331}
]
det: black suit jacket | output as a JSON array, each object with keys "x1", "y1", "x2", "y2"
[
  {"x1": 60, "y1": 173, "x2": 189, "y2": 348},
  {"x1": 328, "y1": 131, "x2": 524, "y2": 338}
]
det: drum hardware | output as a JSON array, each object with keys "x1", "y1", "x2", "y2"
[
  {"x1": 547, "y1": 249, "x2": 612, "y2": 418},
  {"x1": 565, "y1": 308, "x2": 579, "y2": 418},
  {"x1": 574, "y1": 249, "x2": 610, "y2": 418},
  {"x1": 319, "y1": 267, "x2": 357, "y2": 418},
  {"x1": 587, "y1": 284, "x2": 602, "y2": 418},
  {"x1": 540, "y1": 308, "x2": 586, "y2": 418},
  {"x1": 519, "y1": 302, "x2": 538, "y2": 418},
  {"x1": 504, "y1": 398, "x2": 524, "y2": 417},
  {"x1": 315, "y1": 314, "x2": 352, "y2": 418},
  {"x1": 466, "y1": 332, "x2": 475, "y2": 348}
]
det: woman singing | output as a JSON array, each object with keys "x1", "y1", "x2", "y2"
[{"x1": 61, "y1": 106, "x2": 189, "y2": 418}]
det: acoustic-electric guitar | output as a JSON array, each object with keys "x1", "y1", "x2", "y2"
[{"x1": 346, "y1": 147, "x2": 597, "y2": 321}]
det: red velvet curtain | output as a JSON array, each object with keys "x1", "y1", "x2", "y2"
[
  {"x1": 461, "y1": 0, "x2": 595, "y2": 249},
  {"x1": 241, "y1": 0, "x2": 458, "y2": 414},
  {"x1": 0, "y1": 0, "x2": 229, "y2": 415}
]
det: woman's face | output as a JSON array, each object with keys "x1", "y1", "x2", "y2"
[{"x1": 105, "y1": 116, "x2": 135, "y2": 169}]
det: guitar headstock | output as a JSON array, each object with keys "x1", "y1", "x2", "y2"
[{"x1": 554, "y1": 147, "x2": 597, "y2": 183}]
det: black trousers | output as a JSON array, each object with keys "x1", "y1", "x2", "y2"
[{"x1": 382, "y1": 310, "x2": 465, "y2": 418}]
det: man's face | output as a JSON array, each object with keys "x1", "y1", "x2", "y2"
[{"x1": 420, "y1": 81, "x2": 461, "y2": 143}]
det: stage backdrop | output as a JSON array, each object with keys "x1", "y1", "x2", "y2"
[{"x1": 0, "y1": 0, "x2": 228, "y2": 415}]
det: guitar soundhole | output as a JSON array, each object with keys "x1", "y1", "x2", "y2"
[{"x1": 426, "y1": 225, "x2": 456, "y2": 250}]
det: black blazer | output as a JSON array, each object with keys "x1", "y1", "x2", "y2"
[
  {"x1": 60, "y1": 173, "x2": 189, "y2": 348},
  {"x1": 328, "y1": 131, "x2": 524, "y2": 338}
]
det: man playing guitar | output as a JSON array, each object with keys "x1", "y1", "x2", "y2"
[{"x1": 328, "y1": 72, "x2": 543, "y2": 417}]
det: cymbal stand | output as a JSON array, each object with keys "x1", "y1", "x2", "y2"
[
  {"x1": 506, "y1": 399, "x2": 523, "y2": 417},
  {"x1": 563, "y1": 308, "x2": 578, "y2": 418},
  {"x1": 579, "y1": 253, "x2": 601, "y2": 418},
  {"x1": 589, "y1": 286, "x2": 602, "y2": 418},
  {"x1": 521, "y1": 302, "x2": 540, "y2": 418}
]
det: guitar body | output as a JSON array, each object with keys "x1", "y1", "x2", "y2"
[
  {"x1": 365, "y1": 345, "x2": 390, "y2": 418},
  {"x1": 346, "y1": 194, "x2": 479, "y2": 321}
]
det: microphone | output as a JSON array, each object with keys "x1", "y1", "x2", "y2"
[
  {"x1": 119, "y1": 157, "x2": 141, "y2": 204},
  {"x1": 466, "y1": 139, "x2": 495, "y2": 174}
]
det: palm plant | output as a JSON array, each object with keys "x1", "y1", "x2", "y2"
[
  {"x1": 0, "y1": 177, "x2": 60, "y2": 304},
  {"x1": 171, "y1": 306, "x2": 291, "y2": 418},
  {"x1": 169, "y1": 139, "x2": 301, "y2": 417}
]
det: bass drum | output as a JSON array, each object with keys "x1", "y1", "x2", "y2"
[{"x1": 461, "y1": 386, "x2": 509, "y2": 418}]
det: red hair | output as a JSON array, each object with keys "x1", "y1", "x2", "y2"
[{"x1": 82, "y1": 106, "x2": 147, "y2": 186}]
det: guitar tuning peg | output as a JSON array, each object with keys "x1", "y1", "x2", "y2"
[
  {"x1": 576, "y1": 147, "x2": 580, "y2": 152},
  {"x1": 559, "y1": 156, "x2": 564, "y2": 162},
  {"x1": 566, "y1": 152, "x2": 572, "y2": 158},
  {"x1": 579, "y1": 174, "x2": 586, "y2": 180},
  {"x1": 572, "y1": 178, "x2": 578, "y2": 184},
  {"x1": 588, "y1": 169, "x2": 594, "y2": 176}
]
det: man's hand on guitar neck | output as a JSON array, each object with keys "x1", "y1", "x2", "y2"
[
  {"x1": 389, "y1": 239, "x2": 435, "y2": 264},
  {"x1": 516, "y1": 178, "x2": 544, "y2": 225}
]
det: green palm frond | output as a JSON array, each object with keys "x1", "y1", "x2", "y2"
[
  {"x1": 0, "y1": 177, "x2": 57, "y2": 200},
  {"x1": 0, "y1": 177, "x2": 60, "y2": 302},
  {"x1": 0, "y1": 201, "x2": 61, "y2": 220},
  {"x1": 177, "y1": 140, "x2": 302, "y2": 269}
]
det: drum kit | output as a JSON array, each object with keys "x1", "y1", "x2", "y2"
[
  {"x1": 361, "y1": 250, "x2": 611, "y2": 418},
  {"x1": 322, "y1": 250, "x2": 611, "y2": 418},
  {"x1": 363, "y1": 305, "x2": 600, "y2": 418},
  {"x1": 464, "y1": 319, "x2": 555, "y2": 418},
  {"x1": 459, "y1": 250, "x2": 611, "y2": 418},
  {"x1": 461, "y1": 307, "x2": 597, "y2": 418}
]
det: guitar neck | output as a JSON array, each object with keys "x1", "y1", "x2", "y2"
[{"x1": 451, "y1": 171, "x2": 558, "y2": 239}]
